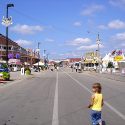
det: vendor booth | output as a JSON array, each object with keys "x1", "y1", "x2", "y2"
[
  {"x1": 8, "y1": 59, "x2": 22, "y2": 71},
  {"x1": 82, "y1": 52, "x2": 100, "y2": 71},
  {"x1": 102, "y1": 50, "x2": 125, "y2": 73}
]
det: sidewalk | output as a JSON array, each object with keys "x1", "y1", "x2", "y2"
[
  {"x1": 10, "y1": 71, "x2": 26, "y2": 81},
  {"x1": 0, "y1": 71, "x2": 42, "y2": 85},
  {"x1": 86, "y1": 71, "x2": 125, "y2": 82}
]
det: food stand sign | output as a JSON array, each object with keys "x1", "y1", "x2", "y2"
[
  {"x1": 86, "y1": 52, "x2": 95, "y2": 57},
  {"x1": 114, "y1": 56, "x2": 123, "y2": 61}
]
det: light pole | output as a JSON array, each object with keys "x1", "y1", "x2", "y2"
[
  {"x1": 96, "y1": 33, "x2": 101, "y2": 73},
  {"x1": 6, "y1": 3, "x2": 14, "y2": 65}
]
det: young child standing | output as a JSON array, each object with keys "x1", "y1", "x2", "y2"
[{"x1": 88, "y1": 83, "x2": 104, "y2": 125}]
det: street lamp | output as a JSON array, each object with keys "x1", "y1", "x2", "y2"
[{"x1": 6, "y1": 4, "x2": 14, "y2": 65}]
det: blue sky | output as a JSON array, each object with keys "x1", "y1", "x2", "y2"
[{"x1": 0, "y1": 0, "x2": 125, "y2": 59}]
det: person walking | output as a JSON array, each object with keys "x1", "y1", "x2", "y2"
[
  {"x1": 88, "y1": 83, "x2": 104, "y2": 125},
  {"x1": 71, "y1": 65, "x2": 73, "y2": 72},
  {"x1": 75, "y1": 65, "x2": 78, "y2": 72}
]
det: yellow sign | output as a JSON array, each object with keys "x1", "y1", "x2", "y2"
[
  {"x1": 86, "y1": 52, "x2": 96, "y2": 57},
  {"x1": 114, "y1": 56, "x2": 123, "y2": 61}
]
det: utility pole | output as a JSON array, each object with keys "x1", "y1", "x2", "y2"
[
  {"x1": 44, "y1": 49, "x2": 46, "y2": 66},
  {"x1": 38, "y1": 42, "x2": 40, "y2": 70},
  {"x1": 47, "y1": 53, "x2": 49, "y2": 64},
  {"x1": 47, "y1": 53, "x2": 49, "y2": 60},
  {"x1": 96, "y1": 33, "x2": 101, "y2": 73}
]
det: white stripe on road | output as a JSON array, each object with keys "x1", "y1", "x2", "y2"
[
  {"x1": 52, "y1": 72, "x2": 59, "y2": 125},
  {"x1": 63, "y1": 71, "x2": 125, "y2": 121}
]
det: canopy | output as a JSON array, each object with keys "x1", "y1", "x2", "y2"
[
  {"x1": 33, "y1": 62, "x2": 44, "y2": 66},
  {"x1": 9, "y1": 61, "x2": 22, "y2": 65},
  {"x1": 0, "y1": 60, "x2": 6, "y2": 63},
  {"x1": 119, "y1": 60, "x2": 125, "y2": 63},
  {"x1": 9, "y1": 59, "x2": 22, "y2": 65}
]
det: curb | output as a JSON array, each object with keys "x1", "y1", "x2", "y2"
[
  {"x1": 0, "y1": 75, "x2": 35, "y2": 89},
  {"x1": 87, "y1": 71, "x2": 125, "y2": 82}
]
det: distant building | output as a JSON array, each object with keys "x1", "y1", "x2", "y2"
[
  {"x1": 68, "y1": 58, "x2": 81, "y2": 63},
  {"x1": 0, "y1": 34, "x2": 39, "y2": 65},
  {"x1": 82, "y1": 51, "x2": 99, "y2": 64}
]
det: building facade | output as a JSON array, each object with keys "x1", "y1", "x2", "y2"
[{"x1": 0, "y1": 34, "x2": 39, "y2": 65}]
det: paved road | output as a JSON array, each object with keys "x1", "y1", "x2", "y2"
[{"x1": 0, "y1": 68, "x2": 125, "y2": 125}]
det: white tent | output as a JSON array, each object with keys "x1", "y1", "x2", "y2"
[
  {"x1": 102, "y1": 53, "x2": 119, "y2": 70},
  {"x1": 33, "y1": 62, "x2": 44, "y2": 66},
  {"x1": 102, "y1": 53, "x2": 113, "y2": 71},
  {"x1": 102, "y1": 53, "x2": 114, "y2": 62}
]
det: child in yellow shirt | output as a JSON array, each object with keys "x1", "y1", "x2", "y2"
[{"x1": 88, "y1": 83, "x2": 104, "y2": 125}]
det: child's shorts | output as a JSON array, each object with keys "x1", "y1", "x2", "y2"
[{"x1": 91, "y1": 110, "x2": 102, "y2": 125}]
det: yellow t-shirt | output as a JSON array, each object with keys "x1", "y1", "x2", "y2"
[{"x1": 91, "y1": 93, "x2": 103, "y2": 111}]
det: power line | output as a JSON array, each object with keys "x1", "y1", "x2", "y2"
[
  {"x1": 12, "y1": 8, "x2": 79, "y2": 34},
  {"x1": 12, "y1": 8, "x2": 44, "y2": 25}
]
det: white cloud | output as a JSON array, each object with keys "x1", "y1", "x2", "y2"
[
  {"x1": 45, "y1": 38, "x2": 55, "y2": 42},
  {"x1": 50, "y1": 52, "x2": 57, "y2": 55},
  {"x1": 16, "y1": 39, "x2": 33, "y2": 46},
  {"x1": 77, "y1": 44, "x2": 104, "y2": 50},
  {"x1": 59, "y1": 52, "x2": 82, "y2": 57},
  {"x1": 98, "y1": 25, "x2": 107, "y2": 30},
  {"x1": 98, "y1": 20, "x2": 125, "y2": 30},
  {"x1": 11, "y1": 24, "x2": 44, "y2": 35},
  {"x1": 81, "y1": 4, "x2": 104, "y2": 16},
  {"x1": 109, "y1": 0, "x2": 125, "y2": 8},
  {"x1": 68, "y1": 38, "x2": 91, "y2": 46},
  {"x1": 108, "y1": 20, "x2": 125, "y2": 29},
  {"x1": 112, "y1": 32, "x2": 125, "y2": 41},
  {"x1": 73, "y1": 21, "x2": 82, "y2": 27},
  {"x1": 121, "y1": 43, "x2": 125, "y2": 47}
]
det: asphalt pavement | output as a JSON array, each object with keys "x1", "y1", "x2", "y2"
[{"x1": 0, "y1": 68, "x2": 125, "y2": 125}]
